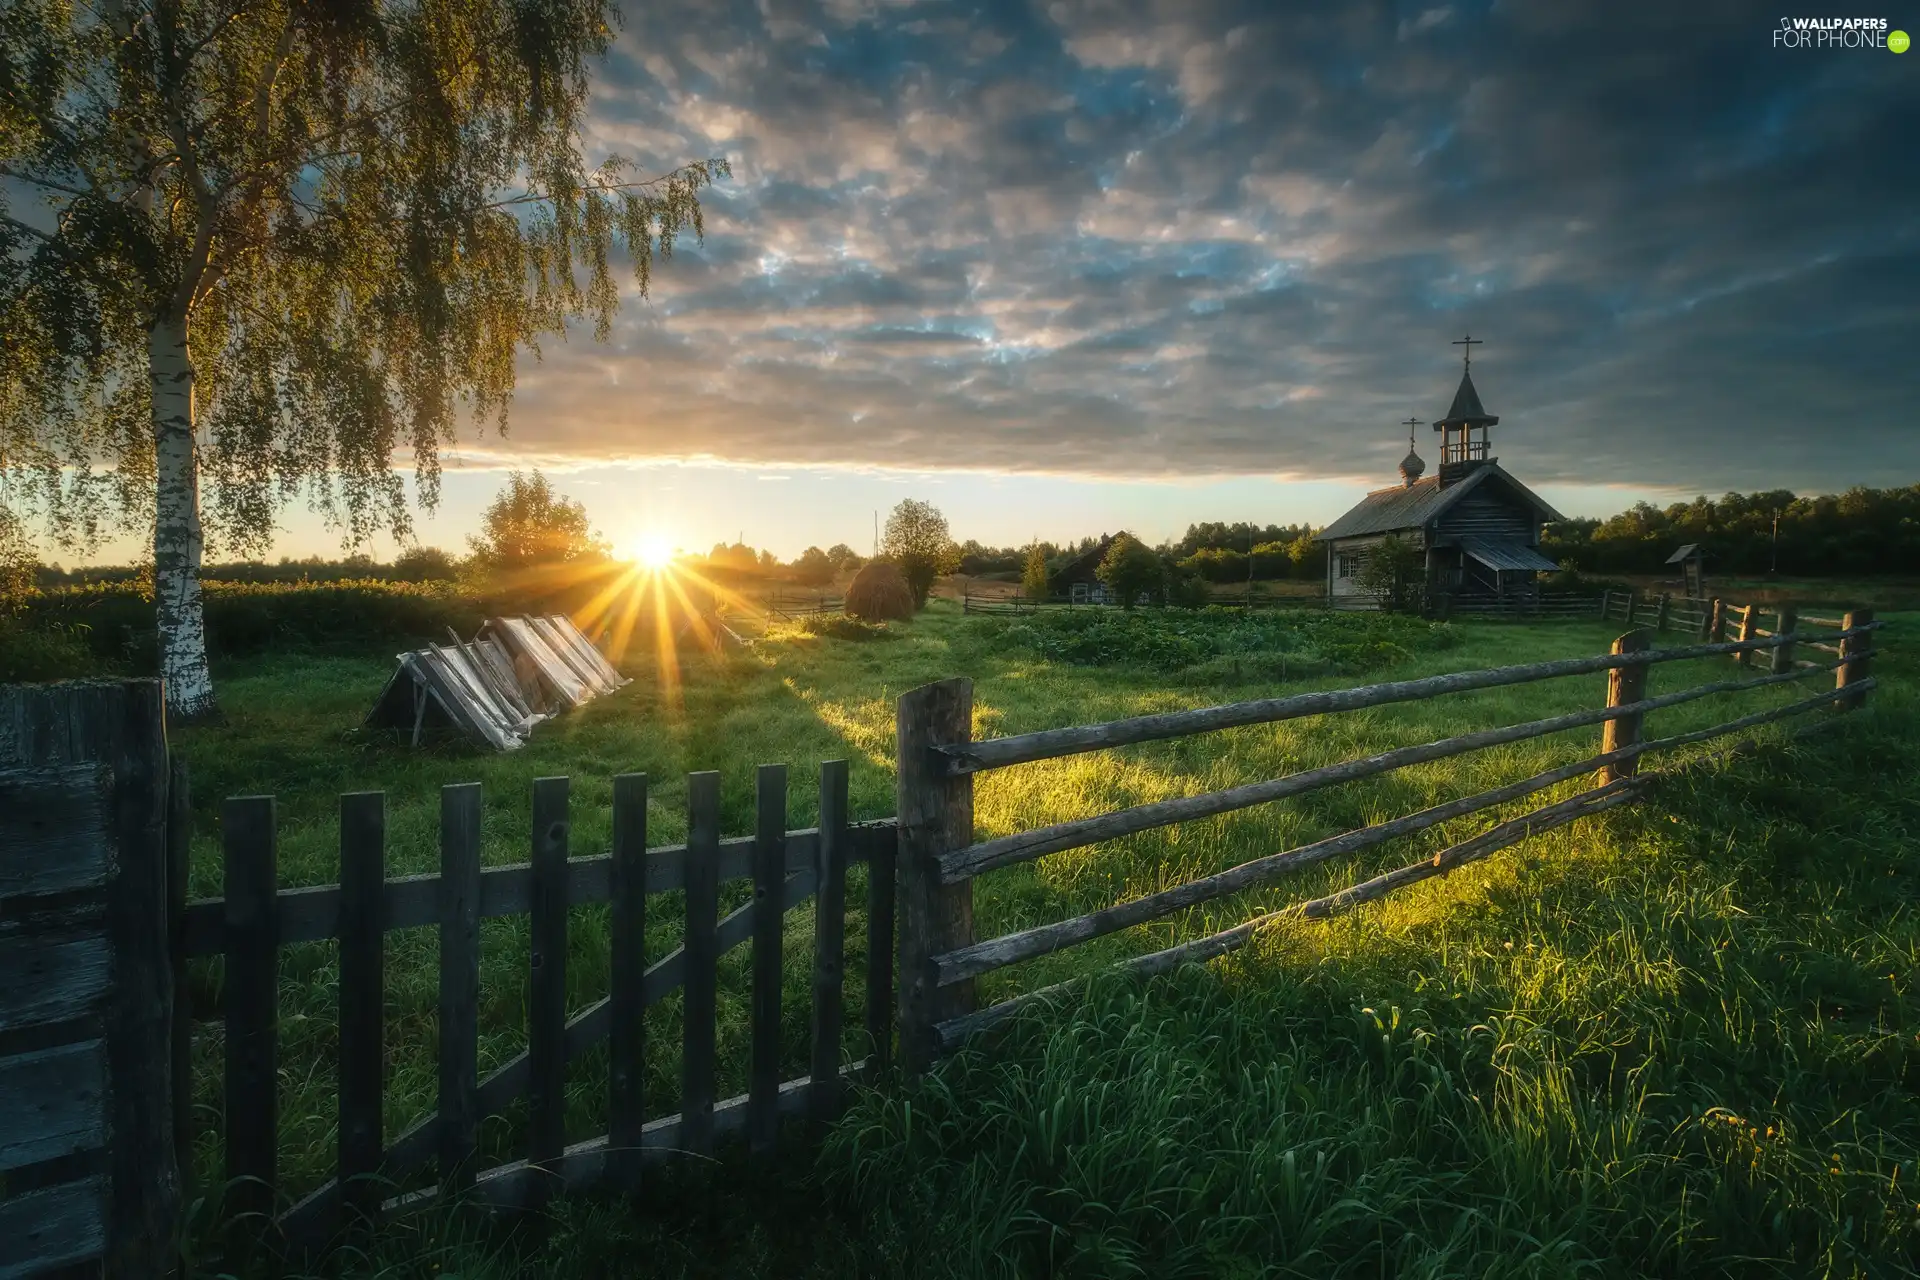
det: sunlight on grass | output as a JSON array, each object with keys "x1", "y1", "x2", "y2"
[{"x1": 171, "y1": 605, "x2": 1918, "y2": 1277}]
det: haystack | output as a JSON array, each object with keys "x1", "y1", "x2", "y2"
[{"x1": 845, "y1": 561, "x2": 916, "y2": 621}]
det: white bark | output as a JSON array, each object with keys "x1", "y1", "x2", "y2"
[{"x1": 149, "y1": 310, "x2": 217, "y2": 721}]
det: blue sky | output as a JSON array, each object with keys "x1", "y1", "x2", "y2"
[{"x1": 84, "y1": 0, "x2": 1920, "y2": 564}]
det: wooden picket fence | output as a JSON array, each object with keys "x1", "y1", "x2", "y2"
[
  {"x1": 176, "y1": 764, "x2": 898, "y2": 1248},
  {"x1": 889, "y1": 611, "x2": 1879, "y2": 1064}
]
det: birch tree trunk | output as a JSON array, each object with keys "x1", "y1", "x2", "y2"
[{"x1": 148, "y1": 310, "x2": 218, "y2": 721}]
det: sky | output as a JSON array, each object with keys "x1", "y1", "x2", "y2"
[{"x1": 76, "y1": 0, "x2": 1920, "y2": 564}]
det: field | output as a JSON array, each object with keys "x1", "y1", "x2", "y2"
[{"x1": 165, "y1": 599, "x2": 1920, "y2": 1278}]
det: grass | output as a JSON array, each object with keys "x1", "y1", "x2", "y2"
[{"x1": 166, "y1": 599, "x2": 1920, "y2": 1278}]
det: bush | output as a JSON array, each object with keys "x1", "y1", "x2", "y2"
[
  {"x1": 845, "y1": 562, "x2": 917, "y2": 622},
  {"x1": 10, "y1": 579, "x2": 487, "y2": 671},
  {"x1": 0, "y1": 620, "x2": 108, "y2": 682},
  {"x1": 782, "y1": 614, "x2": 898, "y2": 642}
]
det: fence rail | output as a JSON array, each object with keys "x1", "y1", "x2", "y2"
[{"x1": 890, "y1": 610, "x2": 1880, "y2": 1064}]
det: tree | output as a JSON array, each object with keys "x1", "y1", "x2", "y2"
[
  {"x1": 0, "y1": 503, "x2": 36, "y2": 605},
  {"x1": 390, "y1": 545, "x2": 458, "y2": 582},
  {"x1": 826, "y1": 543, "x2": 862, "y2": 571},
  {"x1": 1, "y1": 2, "x2": 723, "y2": 719},
  {"x1": 466, "y1": 472, "x2": 605, "y2": 575},
  {"x1": 1097, "y1": 532, "x2": 1161, "y2": 609},
  {"x1": 792, "y1": 546, "x2": 835, "y2": 587},
  {"x1": 879, "y1": 499, "x2": 960, "y2": 607},
  {"x1": 1021, "y1": 543, "x2": 1049, "y2": 600},
  {"x1": 1354, "y1": 535, "x2": 1423, "y2": 613}
]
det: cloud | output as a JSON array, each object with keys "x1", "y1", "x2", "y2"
[{"x1": 495, "y1": 0, "x2": 1920, "y2": 494}]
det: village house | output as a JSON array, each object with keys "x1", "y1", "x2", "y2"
[{"x1": 1316, "y1": 338, "x2": 1564, "y2": 608}]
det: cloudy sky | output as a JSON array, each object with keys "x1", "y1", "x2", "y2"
[{"x1": 187, "y1": 0, "x2": 1920, "y2": 561}]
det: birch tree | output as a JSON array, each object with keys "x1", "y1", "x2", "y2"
[{"x1": 1, "y1": 0, "x2": 722, "y2": 719}]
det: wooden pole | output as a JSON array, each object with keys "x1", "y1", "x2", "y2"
[
  {"x1": 1709, "y1": 598, "x2": 1726, "y2": 644},
  {"x1": 437, "y1": 784, "x2": 482, "y2": 1198},
  {"x1": 810, "y1": 761, "x2": 849, "y2": 1127},
  {"x1": 223, "y1": 795, "x2": 279, "y2": 1246},
  {"x1": 1837, "y1": 609, "x2": 1874, "y2": 709},
  {"x1": 1770, "y1": 604, "x2": 1798, "y2": 676},
  {"x1": 1599, "y1": 630, "x2": 1651, "y2": 785},
  {"x1": 608, "y1": 773, "x2": 648, "y2": 1191},
  {"x1": 747, "y1": 764, "x2": 787, "y2": 1158},
  {"x1": 336, "y1": 792, "x2": 385, "y2": 1232},
  {"x1": 1655, "y1": 593, "x2": 1670, "y2": 635},
  {"x1": 527, "y1": 777, "x2": 570, "y2": 1209},
  {"x1": 895, "y1": 679, "x2": 975, "y2": 1073},
  {"x1": 681, "y1": 772, "x2": 721, "y2": 1157},
  {"x1": 1735, "y1": 604, "x2": 1756, "y2": 667}
]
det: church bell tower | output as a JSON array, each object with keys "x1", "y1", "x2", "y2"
[{"x1": 1431, "y1": 333, "x2": 1499, "y2": 485}]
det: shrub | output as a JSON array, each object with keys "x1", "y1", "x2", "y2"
[
  {"x1": 10, "y1": 579, "x2": 487, "y2": 671},
  {"x1": 786, "y1": 614, "x2": 897, "y2": 642},
  {"x1": 845, "y1": 562, "x2": 917, "y2": 622},
  {"x1": 0, "y1": 620, "x2": 107, "y2": 682}
]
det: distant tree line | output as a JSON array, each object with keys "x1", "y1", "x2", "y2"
[
  {"x1": 1541, "y1": 486, "x2": 1920, "y2": 577},
  {"x1": 15, "y1": 483, "x2": 1916, "y2": 601}
]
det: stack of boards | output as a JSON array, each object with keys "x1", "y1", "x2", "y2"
[{"x1": 364, "y1": 614, "x2": 630, "y2": 751}]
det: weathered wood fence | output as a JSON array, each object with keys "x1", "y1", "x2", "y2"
[
  {"x1": 889, "y1": 613, "x2": 1880, "y2": 1063},
  {"x1": 0, "y1": 606, "x2": 1887, "y2": 1271},
  {"x1": 1, "y1": 682, "x2": 179, "y2": 1279},
  {"x1": 1598, "y1": 591, "x2": 1860, "y2": 665},
  {"x1": 174, "y1": 765, "x2": 898, "y2": 1250}
]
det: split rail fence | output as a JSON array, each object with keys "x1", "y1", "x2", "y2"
[
  {"x1": 175, "y1": 764, "x2": 898, "y2": 1250},
  {"x1": 889, "y1": 610, "x2": 1879, "y2": 1065}
]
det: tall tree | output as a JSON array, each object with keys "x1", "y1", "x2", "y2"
[
  {"x1": 1021, "y1": 542, "x2": 1049, "y2": 600},
  {"x1": 465, "y1": 470, "x2": 603, "y2": 574},
  {"x1": 880, "y1": 498, "x2": 959, "y2": 607},
  {"x1": 1096, "y1": 532, "x2": 1161, "y2": 610},
  {"x1": 1, "y1": 0, "x2": 723, "y2": 719}
]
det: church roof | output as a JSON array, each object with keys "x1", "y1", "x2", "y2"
[
  {"x1": 1432, "y1": 370, "x2": 1498, "y2": 427},
  {"x1": 1315, "y1": 463, "x2": 1564, "y2": 542}
]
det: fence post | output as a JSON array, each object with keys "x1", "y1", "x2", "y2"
[
  {"x1": 1598, "y1": 590, "x2": 1612, "y2": 621},
  {"x1": 1654, "y1": 593, "x2": 1670, "y2": 635},
  {"x1": 1696, "y1": 598, "x2": 1715, "y2": 642},
  {"x1": 1600, "y1": 630, "x2": 1651, "y2": 785},
  {"x1": 1709, "y1": 598, "x2": 1726, "y2": 644},
  {"x1": 1836, "y1": 609, "x2": 1874, "y2": 709},
  {"x1": 1770, "y1": 604, "x2": 1798, "y2": 676},
  {"x1": 895, "y1": 679, "x2": 975, "y2": 1074},
  {"x1": 1735, "y1": 604, "x2": 1756, "y2": 667}
]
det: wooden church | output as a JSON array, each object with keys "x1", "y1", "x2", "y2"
[{"x1": 1317, "y1": 337, "x2": 1563, "y2": 607}]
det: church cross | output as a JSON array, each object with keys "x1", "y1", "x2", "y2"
[
  {"x1": 1452, "y1": 332, "x2": 1483, "y2": 370},
  {"x1": 1403, "y1": 416, "x2": 1422, "y2": 447}
]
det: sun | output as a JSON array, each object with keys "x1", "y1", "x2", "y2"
[{"x1": 626, "y1": 534, "x2": 677, "y2": 569}]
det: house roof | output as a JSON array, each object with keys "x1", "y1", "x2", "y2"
[
  {"x1": 1664, "y1": 543, "x2": 1704, "y2": 564},
  {"x1": 1461, "y1": 538, "x2": 1561, "y2": 573},
  {"x1": 1315, "y1": 463, "x2": 1566, "y2": 542},
  {"x1": 1433, "y1": 370, "x2": 1498, "y2": 428}
]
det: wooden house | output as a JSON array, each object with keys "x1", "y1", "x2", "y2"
[
  {"x1": 1316, "y1": 342, "x2": 1564, "y2": 607},
  {"x1": 1048, "y1": 535, "x2": 1116, "y2": 603}
]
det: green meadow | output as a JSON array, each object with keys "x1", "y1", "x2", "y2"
[{"x1": 169, "y1": 600, "x2": 1920, "y2": 1278}]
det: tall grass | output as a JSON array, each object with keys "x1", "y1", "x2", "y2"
[{"x1": 168, "y1": 602, "x2": 1917, "y2": 1277}]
